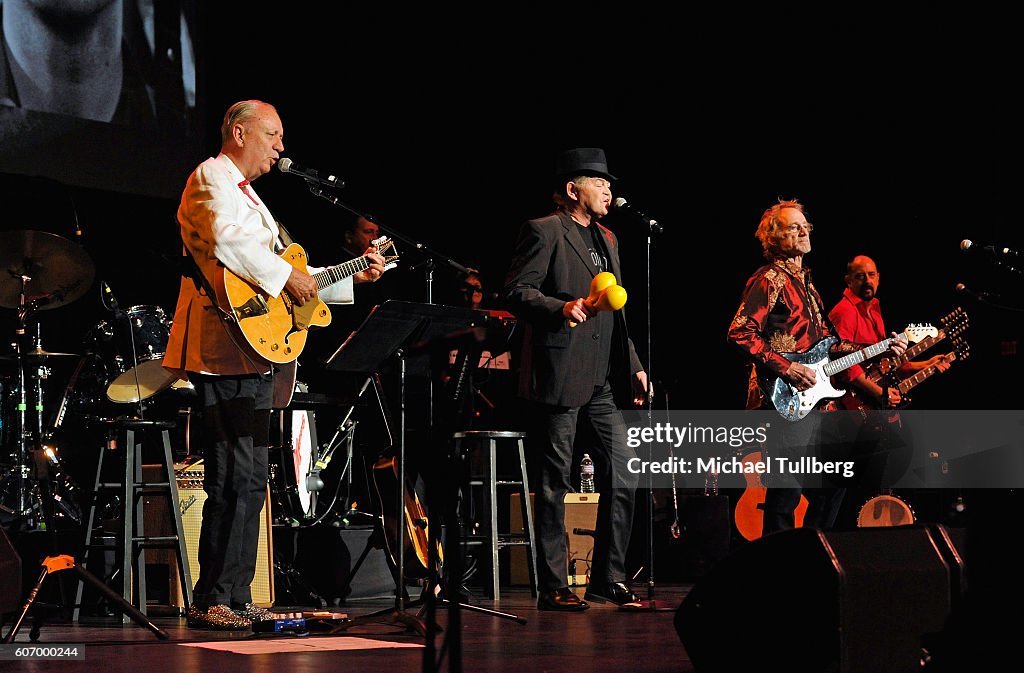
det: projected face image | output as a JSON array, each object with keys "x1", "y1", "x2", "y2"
[{"x1": 0, "y1": 0, "x2": 196, "y2": 130}]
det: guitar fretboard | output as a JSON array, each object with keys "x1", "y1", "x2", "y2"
[
  {"x1": 313, "y1": 257, "x2": 370, "y2": 290},
  {"x1": 897, "y1": 352, "x2": 959, "y2": 395},
  {"x1": 868, "y1": 331, "x2": 945, "y2": 382},
  {"x1": 823, "y1": 338, "x2": 893, "y2": 377},
  {"x1": 901, "y1": 331, "x2": 945, "y2": 361}
]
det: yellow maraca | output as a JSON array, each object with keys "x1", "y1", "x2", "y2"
[{"x1": 569, "y1": 272, "x2": 628, "y2": 327}]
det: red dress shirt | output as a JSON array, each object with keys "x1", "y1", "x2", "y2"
[{"x1": 828, "y1": 287, "x2": 886, "y2": 384}]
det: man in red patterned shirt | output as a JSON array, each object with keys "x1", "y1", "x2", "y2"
[{"x1": 727, "y1": 199, "x2": 908, "y2": 533}]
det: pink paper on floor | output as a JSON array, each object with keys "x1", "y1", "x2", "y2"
[{"x1": 180, "y1": 636, "x2": 423, "y2": 654}]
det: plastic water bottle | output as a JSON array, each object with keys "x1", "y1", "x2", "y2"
[{"x1": 580, "y1": 453, "x2": 595, "y2": 493}]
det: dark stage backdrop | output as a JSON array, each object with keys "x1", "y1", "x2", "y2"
[{"x1": 1, "y1": 6, "x2": 1021, "y2": 413}]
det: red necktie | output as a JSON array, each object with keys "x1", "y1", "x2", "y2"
[{"x1": 238, "y1": 179, "x2": 260, "y2": 206}]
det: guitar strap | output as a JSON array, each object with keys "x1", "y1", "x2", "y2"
[{"x1": 275, "y1": 218, "x2": 296, "y2": 248}]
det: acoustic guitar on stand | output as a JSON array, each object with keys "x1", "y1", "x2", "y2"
[
  {"x1": 733, "y1": 444, "x2": 808, "y2": 542},
  {"x1": 220, "y1": 236, "x2": 398, "y2": 364},
  {"x1": 371, "y1": 453, "x2": 442, "y2": 581}
]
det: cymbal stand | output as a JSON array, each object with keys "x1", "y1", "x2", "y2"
[
  {"x1": 3, "y1": 273, "x2": 47, "y2": 530},
  {"x1": 0, "y1": 277, "x2": 75, "y2": 632}
]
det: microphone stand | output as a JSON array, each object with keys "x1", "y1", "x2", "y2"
[
  {"x1": 302, "y1": 182, "x2": 522, "y2": 670},
  {"x1": 621, "y1": 219, "x2": 672, "y2": 612},
  {"x1": 304, "y1": 182, "x2": 477, "y2": 286},
  {"x1": 102, "y1": 282, "x2": 145, "y2": 420}
]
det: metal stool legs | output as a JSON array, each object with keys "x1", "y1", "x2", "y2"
[
  {"x1": 454, "y1": 430, "x2": 538, "y2": 601},
  {"x1": 74, "y1": 420, "x2": 192, "y2": 622}
]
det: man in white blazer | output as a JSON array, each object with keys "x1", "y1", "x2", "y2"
[{"x1": 164, "y1": 99, "x2": 385, "y2": 630}]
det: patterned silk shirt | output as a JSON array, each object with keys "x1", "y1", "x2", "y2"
[{"x1": 728, "y1": 259, "x2": 856, "y2": 409}]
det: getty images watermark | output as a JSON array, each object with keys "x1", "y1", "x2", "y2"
[{"x1": 610, "y1": 410, "x2": 1024, "y2": 490}]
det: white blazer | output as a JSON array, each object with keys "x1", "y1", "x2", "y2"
[{"x1": 164, "y1": 154, "x2": 354, "y2": 376}]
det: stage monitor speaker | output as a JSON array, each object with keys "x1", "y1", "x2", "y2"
[
  {"x1": 928, "y1": 523, "x2": 967, "y2": 602},
  {"x1": 293, "y1": 525, "x2": 394, "y2": 602},
  {"x1": 675, "y1": 526, "x2": 951, "y2": 673},
  {"x1": 144, "y1": 461, "x2": 275, "y2": 608},
  {"x1": 0, "y1": 527, "x2": 21, "y2": 614}
]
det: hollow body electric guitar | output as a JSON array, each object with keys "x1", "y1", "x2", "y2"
[
  {"x1": 221, "y1": 236, "x2": 398, "y2": 364},
  {"x1": 768, "y1": 324, "x2": 938, "y2": 422}
]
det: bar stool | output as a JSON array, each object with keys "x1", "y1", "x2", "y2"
[
  {"x1": 74, "y1": 418, "x2": 193, "y2": 622},
  {"x1": 452, "y1": 430, "x2": 538, "y2": 601}
]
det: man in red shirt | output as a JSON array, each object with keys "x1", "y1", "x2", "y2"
[{"x1": 828, "y1": 255, "x2": 950, "y2": 410}]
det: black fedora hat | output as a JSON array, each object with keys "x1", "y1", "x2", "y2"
[{"x1": 554, "y1": 147, "x2": 616, "y2": 182}]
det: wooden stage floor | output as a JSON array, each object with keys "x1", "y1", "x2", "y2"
[{"x1": 1, "y1": 584, "x2": 696, "y2": 673}]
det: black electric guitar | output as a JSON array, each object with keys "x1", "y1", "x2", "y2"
[{"x1": 768, "y1": 324, "x2": 937, "y2": 422}]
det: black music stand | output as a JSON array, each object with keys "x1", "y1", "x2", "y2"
[{"x1": 323, "y1": 300, "x2": 482, "y2": 635}]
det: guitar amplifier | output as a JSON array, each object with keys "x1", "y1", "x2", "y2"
[
  {"x1": 508, "y1": 493, "x2": 599, "y2": 586},
  {"x1": 143, "y1": 461, "x2": 275, "y2": 608}
]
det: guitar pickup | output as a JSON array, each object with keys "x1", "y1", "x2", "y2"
[{"x1": 233, "y1": 295, "x2": 270, "y2": 321}]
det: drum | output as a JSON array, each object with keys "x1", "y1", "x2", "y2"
[
  {"x1": 857, "y1": 493, "x2": 916, "y2": 527},
  {"x1": 103, "y1": 305, "x2": 182, "y2": 403},
  {"x1": 270, "y1": 408, "x2": 317, "y2": 523},
  {"x1": 50, "y1": 352, "x2": 118, "y2": 424}
]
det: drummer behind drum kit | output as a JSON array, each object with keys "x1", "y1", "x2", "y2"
[{"x1": 0, "y1": 230, "x2": 190, "y2": 532}]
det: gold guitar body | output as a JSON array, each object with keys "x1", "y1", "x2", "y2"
[{"x1": 222, "y1": 243, "x2": 331, "y2": 364}]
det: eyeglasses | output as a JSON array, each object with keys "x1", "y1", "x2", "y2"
[{"x1": 784, "y1": 222, "x2": 814, "y2": 234}]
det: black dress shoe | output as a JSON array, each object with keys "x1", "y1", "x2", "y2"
[
  {"x1": 584, "y1": 581, "x2": 639, "y2": 606},
  {"x1": 537, "y1": 587, "x2": 589, "y2": 612}
]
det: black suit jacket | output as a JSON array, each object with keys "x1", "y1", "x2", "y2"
[{"x1": 502, "y1": 210, "x2": 642, "y2": 408}]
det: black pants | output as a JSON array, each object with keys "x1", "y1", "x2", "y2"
[
  {"x1": 191, "y1": 374, "x2": 273, "y2": 609},
  {"x1": 531, "y1": 381, "x2": 638, "y2": 592},
  {"x1": 762, "y1": 410, "x2": 846, "y2": 534}
]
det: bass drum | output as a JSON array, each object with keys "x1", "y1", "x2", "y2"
[
  {"x1": 105, "y1": 305, "x2": 182, "y2": 403},
  {"x1": 857, "y1": 493, "x2": 916, "y2": 527},
  {"x1": 270, "y1": 407, "x2": 318, "y2": 524}
]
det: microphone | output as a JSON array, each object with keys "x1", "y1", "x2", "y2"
[
  {"x1": 277, "y1": 158, "x2": 345, "y2": 189},
  {"x1": 955, "y1": 282, "x2": 999, "y2": 300},
  {"x1": 101, "y1": 280, "x2": 124, "y2": 317},
  {"x1": 613, "y1": 197, "x2": 663, "y2": 233},
  {"x1": 960, "y1": 239, "x2": 1021, "y2": 257}
]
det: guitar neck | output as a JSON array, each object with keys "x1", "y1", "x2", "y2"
[
  {"x1": 313, "y1": 256, "x2": 369, "y2": 290},
  {"x1": 823, "y1": 337, "x2": 893, "y2": 377},
  {"x1": 895, "y1": 330, "x2": 946, "y2": 366},
  {"x1": 897, "y1": 353, "x2": 957, "y2": 395}
]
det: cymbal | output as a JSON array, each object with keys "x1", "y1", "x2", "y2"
[
  {"x1": 0, "y1": 346, "x2": 80, "y2": 361},
  {"x1": 0, "y1": 230, "x2": 95, "y2": 310}
]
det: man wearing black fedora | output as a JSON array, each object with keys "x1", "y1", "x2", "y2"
[{"x1": 502, "y1": 147, "x2": 649, "y2": 611}]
